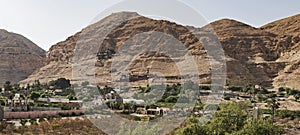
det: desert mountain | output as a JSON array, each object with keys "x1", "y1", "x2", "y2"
[
  {"x1": 260, "y1": 14, "x2": 300, "y2": 89},
  {"x1": 21, "y1": 12, "x2": 300, "y2": 89},
  {"x1": 0, "y1": 29, "x2": 46, "y2": 86},
  {"x1": 261, "y1": 14, "x2": 300, "y2": 36},
  {"x1": 201, "y1": 19, "x2": 282, "y2": 87},
  {"x1": 20, "y1": 12, "x2": 212, "y2": 86}
]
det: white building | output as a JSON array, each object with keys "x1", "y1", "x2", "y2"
[{"x1": 123, "y1": 99, "x2": 145, "y2": 104}]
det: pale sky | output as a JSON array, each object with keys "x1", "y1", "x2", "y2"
[{"x1": 0, "y1": 0, "x2": 300, "y2": 50}]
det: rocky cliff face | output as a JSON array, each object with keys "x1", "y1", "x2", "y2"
[
  {"x1": 0, "y1": 29, "x2": 46, "y2": 85},
  {"x1": 260, "y1": 14, "x2": 300, "y2": 89},
  {"x1": 20, "y1": 12, "x2": 300, "y2": 89},
  {"x1": 21, "y1": 12, "x2": 210, "y2": 86},
  {"x1": 205, "y1": 19, "x2": 284, "y2": 87}
]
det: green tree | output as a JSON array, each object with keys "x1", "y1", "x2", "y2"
[
  {"x1": 67, "y1": 94, "x2": 77, "y2": 100},
  {"x1": 49, "y1": 78, "x2": 71, "y2": 90},
  {"x1": 232, "y1": 118, "x2": 283, "y2": 135},
  {"x1": 165, "y1": 96, "x2": 179, "y2": 103},
  {"x1": 205, "y1": 102, "x2": 249, "y2": 135},
  {"x1": 266, "y1": 98, "x2": 280, "y2": 122},
  {"x1": 278, "y1": 87, "x2": 285, "y2": 92},
  {"x1": 20, "y1": 119, "x2": 28, "y2": 126},
  {"x1": 3, "y1": 81, "x2": 12, "y2": 91},
  {"x1": 228, "y1": 85, "x2": 243, "y2": 92},
  {"x1": 30, "y1": 92, "x2": 41, "y2": 100},
  {"x1": 257, "y1": 94, "x2": 266, "y2": 102},
  {"x1": 174, "y1": 117, "x2": 207, "y2": 135},
  {"x1": 294, "y1": 94, "x2": 300, "y2": 101},
  {"x1": 29, "y1": 119, "x2": 37, "y2": 125}
]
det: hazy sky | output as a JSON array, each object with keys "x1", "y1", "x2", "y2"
[{"x1": 0, "y1": 0, "x2": 300, "y2": 50}]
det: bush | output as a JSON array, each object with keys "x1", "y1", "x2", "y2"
[
  {"x1": 276, "y1": 110, "x2": 300, "y2": 119},
  {"x1": 278, "y1": 87, "x2": 285, "y2": 92},
  {"x1": 20, "y1": 119, "x2": 28, "y2": 126},
  {"x1": 71, "y1": 112, "x2": 77, "y2": 116},
  {"x1": 259, "y1": 88, "x2": 270, "y2": 94},
  {"x1": 285, "y1": 88, "x2": 300, "y2": 96},
  {"x1": 51, "y1": 123, "x2": 60, "y2": 129},
  {"x1": 39, "y1": 118, "x2": 45, "y2": 123},
  {"x1": 267, "y1": 93, "x2": 277, "y2": 98},
  {"x1": 29, "y1": 119, "x2": 37, "y2": 125},
  {"x1": 49, "y1": 78, "x2": 71, "y2": 90},
  {"x1": 233, "y1": 119, "x2": 283, "y2": 135},
  {"x1": 228, "y1": 86, "x2": 243, "y2": 92},
  {"x1": 173, "y1": 117, "x2": 207, "y2": 135},
  {"x1": 295, "y1": 94, "x2": 300, "y2": 101},
  {"x1": 257, "y1": 94, "x2": 267, "y2": 102},
  {"x1": 30, "y1": 91, "x2": 41, "y2": 100},
  {"x1": 200, "y1": 85, "x2": 211, "y2": 90},
  {"x1": 165, "y1": 96, "x2": 179, "y2": 103},
  {"x1": 61, "y1": 105, "x2": 72, "y2": 110},
  {"x1": 224, "y1": 96, "x2": 230, "y2": 100},
  {"x1": 0, "y1": 122, "x2": 8, "y2": 130}
]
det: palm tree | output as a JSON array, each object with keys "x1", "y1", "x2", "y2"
[{"x1": 266, "y1": 98, "x2": 280, "y2": 123}]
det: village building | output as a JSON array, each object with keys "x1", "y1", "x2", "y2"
[
  {"x1": 38, "y1": 97, "x2": 69, "y2": 103},
  {"x1": 247, "y1": 106, "x2": 260, "y2": 119},
  {"x1": 146, "y1": 107, "x2": 170, "y2": 116},
  {"x1": 7, "y1": 93, "x2": 33, "y2": 112},
  {"x1": 122, "y1": 99, "x2": 145, "y2": 104}
]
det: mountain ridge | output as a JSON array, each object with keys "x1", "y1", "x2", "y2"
[
  {"x1": 261, "y1": 14, "x2": 300, "y2": 36},
  {"x1": 20, "y1": 12, "x2": 300, "y2": 89}
]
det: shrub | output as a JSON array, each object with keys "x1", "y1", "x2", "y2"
[
  {"x1": 200, "y1": 85, "x2": 211, "y2": 90},
  {"x1": 20, "y1": 119, "x2": 28, "y2": 126},
  {"x1": 278, "y1": 87, "x2": 285, "y2": 92},
  {"x1": 165, "y1": 96, "x2": 179, "y2": 103},
  {"x1": 259, "y1": 88, "x2": 270, "y2": 94},
  {"x1": 228, "y1": 86, "x2": 243, "y2": 92},
  {"x1": 49, "y1": 78, "x2": 71, "y2": 90},
  {"x1": 224, "y1": 96, "x2": 230, "y2": 100},
  {"x1": 61, "y1": 105, "x2": 72, "y2": 110},
  {"x1": 51, "y1": 123, "x2": 60, "y2": 129},
  {"x1": 0, "y1": 122, "x2": 8, "y2": 130}
]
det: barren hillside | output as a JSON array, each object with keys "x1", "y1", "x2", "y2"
[
  {"x1": 20, "y1": 12, "x2": 300, "y2": 89},
  {"x1": 0, "y1": 29, "x2": 46, "y2": 85}
]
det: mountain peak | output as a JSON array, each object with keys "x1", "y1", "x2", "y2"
[
  {"x1": 210, "y1": 18, "x2": 253, "y2": 29},
  {"x1": 91, "y1": 11, "x2": 140, "y2": 26},
  {"x1": 205, "y1": 18, "x2": 274, "y2": 37},
  {"x1": 0, "y1": 29, "x2": 45, "y2": 57},
  {"x1": 0, "y1": 28, "x2": 46, "y2": 85}
]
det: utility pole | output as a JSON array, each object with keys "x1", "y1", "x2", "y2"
[
  {"x1": 0, "y1": 106, "x2": 4, "y2": 121},
  {"x1": 25, "y1": 86, "x2": 30, "y2": 111}
]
